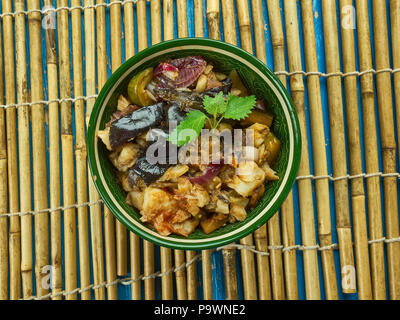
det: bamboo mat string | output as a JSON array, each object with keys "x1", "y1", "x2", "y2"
[
  {"x1": 251, "y1": 0, "x2": 273, "y2": 300},
  {"x1": 266, "y1": 0, "x2": 298, "y2": 300},
  {"x1": 372, "y1": 0, "x2": 400, "y2": 299},
  {"x1": 43, "y1": 0, "x2": 62, "y2": 300},
  {"x1": 338, "y1": 0, "x2": 372, "y2": 299},
  {"x1": 85, "y1": 0, "x2": 106, "y2": 300},
  {"x1": 289, "y1": 0, "x2": 322, "y2": 300},
  {"x1": 71, "y1": 0, "x2": 91, "y2": 300}
]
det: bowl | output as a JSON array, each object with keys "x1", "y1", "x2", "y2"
[{"x1": 87, "y1": 38, "x2": 301, "y2": 250}]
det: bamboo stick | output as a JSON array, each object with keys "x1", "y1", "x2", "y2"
[
  {"x1": 202, "y1": 250, "x2": 213, "y2": 300},
  {"x1": 300, "y1": 1, "x2": 343, "y2": 299},
  {"x1": 186, "y1": 251, "x2": 197, "y2": 300},
  {"x1": 124, "y1": 0, "x2": 142, "y2": 301},
  {"x1": 151, "y1": 0, "x2": 162, "y2": 44},
  {"x1": 392, "y1": 0, "x2": 400, "y2": 160},
  {"x1": 320, "y1": 0, "x2": 353, "y2": 297},
  {"x1": 71, "y1": 0, "x2": 91, "y2": 300},
  {"x1": 267, "y1": 0, "x2": 299, "y2": 300},
  {"x1": 11, "y1": 0, "x2": 25, "y2": 300},
  {"x1": 236, "y1": 0, "x2": 252, "y2": 53},
  {"x1": 339, "y1": 0, "x2": 372, "y2": 299},
  {"x1": 234, "y1": 1, "x2": 259, "y2": 301},
  {"x1": 221, "y1": 0, "x2": 236, "y2": 45},
  {"x1": 96, "y1": 0, "x2": 118, "y2": 300},
  {"x1": 354, "y1": 0, "x2": 386, "y2": 300},
  {"x1": 300, "y1": 0, "x2": 337, "y2": 299},
  {"x1": 177, "y1": 0, "x2": 188, "y2": 38},
  {"x1": 163, "y1": 0, "x2": 174, "y2": 41},
  {"x1": 287, "y1": 0, "x2": 322, "y2": 300},
  {"x1": 215, "y1": 0, "x2": 238, "y2": 300},
  {"x1": 222, "y1": 249, "x2": 238, "y2": 299},
  {"x1": 110, "y1": 0, "x2": 128, "y2": 279},
  {"x1": 175, "y1": 250, "x2": 188, "y2": 300},
  {"x1": 0, "y1": 14, "x2": 7, "y2": 301},
  {"x1": 57, "y1": 0, "x2": 77, "y2": 300},
  {"x1": 207, "y1": 0, "x2": 220, "y2": 40},
  {"x1": 194, "y1": 0, "x2": 204, "y2": 38},
  {"x1": 372, "y1": 0, "x2": 400, "y2": 299},
  {"x1": 194, "y1": 1, "x2": 213, "y2": 300},
  {"x1": 43, "y1": 0, "x2": 62, "y2": 299},
  {"x1": 137, "y1": 0, "x2": 155, "y2": 300},
  {"x1": 86, "y1": 0, "x2": 106, "y2": 300},
  {"x1": 390, "y1": 0, "x2": 400, "y2": 296},
  {"x1": 160, "y1": 246, "x2": 173, "y2": 300},
  {"x1": 29, "y1": 0, "x2": 51, "y2": 299},
  {"x1": 150, "y1": 0, "x2": 173, "y2": 300}
]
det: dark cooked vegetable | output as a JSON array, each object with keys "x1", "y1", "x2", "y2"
[
  {"x1": 129, "y1": 126, "x2": 176, "y2": 185},
  {"x1": 108, "y1": 104, "x2": 140, "y2": 125},
  {"x1": 203, "y1": 77, "x2": 232, "y2": 97},
  {"x1": 153, "y1": 78, "x2": 232, "y2": 108},
  {"x1": 154, "y1": 56, "x2": 207, "y2": 89},
  {"x1": 129, "y1": 155, "x2": 170, "y2": 186},
  {"x1": 109, "y1": 102, "x2": 165, "y2": 149},
  {"x1": 153, "y1": 87, "x2": 204, "y2": 107},
  {"x1": 167, "y1": 104, "x2": 187, "y2": 124}
]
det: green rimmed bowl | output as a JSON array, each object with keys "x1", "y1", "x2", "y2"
[{"x1": 87, "y1": 38, "x2": 301, "y2": 250}]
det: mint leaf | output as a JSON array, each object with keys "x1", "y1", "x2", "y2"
[
  {"x1": 203, "y1": 92, "x2": 227, "y2": 116},
  {"x1": 167, "y1": 110, "x2": 207, "y2": 147},
  {"x1": 223, "y1": 94, "x2": 256, "y2": 120}
]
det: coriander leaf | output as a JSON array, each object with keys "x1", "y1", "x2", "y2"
[
  {"x1": 203, "y1": 92, "x2": 227, "y2": 116},
  {"x1": 223, "y1": 94, "x2": 256, "y2": 120},
  {"x1": 167, "y1": 110, "x2": 207, "y2": 147}
]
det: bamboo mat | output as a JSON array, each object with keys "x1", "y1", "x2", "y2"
[{"x1": 0, "y1": 0, "x2": 399, "y2": 300}]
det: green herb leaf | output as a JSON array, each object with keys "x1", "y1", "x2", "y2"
[
  {"x1": 203, "y1": 92, "x2": 227, "y2": 116},
  {"x1": 167, "y1": 110, "x2": 207, "y2": 147},
  {"x1": 223, "y1": 94, "x2": 256, "y2": 120}
]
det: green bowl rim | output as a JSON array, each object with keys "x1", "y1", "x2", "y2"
[{"x1": 87, "y1": 37, "x2": 301, "y2": 250}]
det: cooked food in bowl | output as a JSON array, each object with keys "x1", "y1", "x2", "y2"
[{"x1": 97, "y1": 55, "x2": 281, "y2": 237}]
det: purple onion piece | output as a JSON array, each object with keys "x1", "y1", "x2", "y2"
[
  {"x1": 154, "y1": 56, "x2": 207, "y2": 89},
  {"x1": 189, "y1": 163, "x2": 223, "y2": 185}
]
